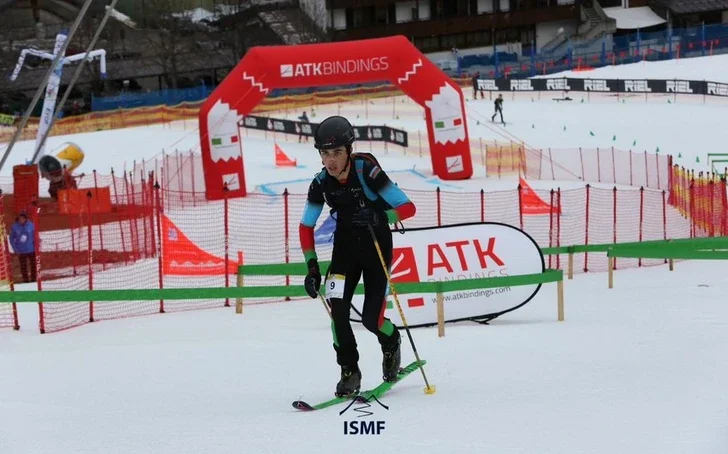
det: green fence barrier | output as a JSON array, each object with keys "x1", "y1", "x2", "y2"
[
  {"x1": 238, "y1": 237, "x2": 728, "y2": 277},
  {"x1": 710, "y1": 159, "x2": 728, "y2": 172},
  {"x1": 0, "y1": 269, "x2": 563, "y2": 303},
  {"x1": 609, "y1": 248, "x2": 728, "y2": 260},
  {"x1": 544, "y1": 236, "x2": 728, "y2": 256},
  {"x1": 600, "y1": 237, "x2": 728, "y2": 288},
  {"x1": 3, "y1": 238, "x2": 723, "y2": 304},
  {"x1": 606, "y1": 237, "x2": 728, "y2": 261},
  {"x1": 707, "y1": 153, "x2": 728, "y2": 171},
  {"x1": 7, "y1": 236, "x2": 727, "y2": 331}
]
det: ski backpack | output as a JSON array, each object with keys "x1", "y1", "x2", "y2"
[
  {"x1": 351, "y1": 152, "x2": 406, "y2": 233},
  {"x1": 350, "y1": 152, "x2": 388, "y2": 207}
]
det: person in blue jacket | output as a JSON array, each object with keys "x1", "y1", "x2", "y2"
[{"x1": 10, "y1": 212, "x2": 36, "y2": 283}]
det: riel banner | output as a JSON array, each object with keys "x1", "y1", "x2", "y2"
[
  {"x1": 348, "y1": 222, "x2": 545, "y2": 328},
  {"x1": 474, "y1": 77, "x2": 728, "y2": 97},
  {"x1": 199, "y1": 35, "x2": 473, "y2": 200}
]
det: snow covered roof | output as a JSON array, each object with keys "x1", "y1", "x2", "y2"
[
  {"x1": 650, "y1": 0, "x2": 728, "y2": 14},
  {"x1": 602, "y1": 6, "x2": 667, "y2": 30}
]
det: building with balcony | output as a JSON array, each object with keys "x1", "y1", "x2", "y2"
[
  {"x1": 299, "y1": 0, "x2": 594, "y2": 54},
  {"x1": 298, "y1": 0, "x2": 728, "y2": 75}
]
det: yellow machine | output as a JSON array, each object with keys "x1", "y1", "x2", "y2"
[{"x1": 37, "y1": 141, "x2": 84, "y2": 183}]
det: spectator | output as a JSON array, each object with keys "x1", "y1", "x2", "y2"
[{"x1": 10, "y1": 212, "x2": 36, "y2": 283}]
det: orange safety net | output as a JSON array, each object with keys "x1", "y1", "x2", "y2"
[
  {"x1": 668, "y1": 166, "x2": 728, "y2": 238},
  {"x1": 484, "y1": 142, "x2": 526, "y2": 177},
  {"x1": 19, "y1": 180, "x2": 692, "y2": 334},
  {"x1": 0, "y1": 192, "x2": 19, "y2": 330},
  {"x1": 486, "y1": 145, "x2": 672, "y2": 190},
  {"x1": 35, "y1": 173, "x2": 158, "y2": 333}
]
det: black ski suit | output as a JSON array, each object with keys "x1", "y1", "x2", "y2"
[
  {"x1": 299, "y1": 156, "x2": 416, "y2": 368},
  {"x1": 492, "y1": 97, "x2": 504, "y2": 124}
]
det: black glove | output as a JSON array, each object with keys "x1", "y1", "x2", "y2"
[
  {"x1": 304, "y1": 259, "x2": 321, "y2": 298},
  {"x1": 351, "y1": 208, "x2": 379, "y2": 227}
]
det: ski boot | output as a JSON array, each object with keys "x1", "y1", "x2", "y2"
[
  {"x1": 382, "y1": 331, "x2": 402, "y2": 382},
  {"x1": 335, "y1": 365, "x2": 362, "y2": 397}
]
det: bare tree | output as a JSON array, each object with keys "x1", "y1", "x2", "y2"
[
  {"x1": 138, "y1": 0, "x2": 205, "y2": 89},
  {"x1": 208, "y1": 0, "x2": 267, "y2": 67},
  {"x1": 66, "y1": 14, "x2": 111, "y2": 91},
  {"x1": 296, "y1": 0, "x2": 330, "y2": 41},
  {"x1": 211, "y1": 0, "x2": 310, "y2": 67}
]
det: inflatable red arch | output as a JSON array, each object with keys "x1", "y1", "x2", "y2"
[{"x1": 198, "y1": 35, "x2": 473, "y2": 200}]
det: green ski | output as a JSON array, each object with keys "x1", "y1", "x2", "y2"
[{"x1": 292, "y1": 360, "x2": 426, "y2": 411}]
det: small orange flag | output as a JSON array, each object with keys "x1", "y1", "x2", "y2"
[
  {"x1": 275, "y1": 143, "x2": 297, "y2": 167},
  {"x1": 519, "y1": 177, "x2": 560, "y2": 215}
]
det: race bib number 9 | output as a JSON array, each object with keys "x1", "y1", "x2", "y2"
[{"x1": 325, "y1": 273, "x2": 346, "y2": 300}]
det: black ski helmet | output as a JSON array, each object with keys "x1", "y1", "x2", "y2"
[{"x1": 313, "y1": 116, "x2": 355, "y2": 151}]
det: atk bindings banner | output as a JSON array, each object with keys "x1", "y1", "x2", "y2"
[{"x1": 199, "y1": 35, "x2": 473, "y2": 200}]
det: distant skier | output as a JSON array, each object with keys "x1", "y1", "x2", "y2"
[
  {"x1": 298, "y1": 111, "x2": 309, "y2": 143},
  {"x1": 492, "y1": 93, "x2": 504, "y2": 125}
]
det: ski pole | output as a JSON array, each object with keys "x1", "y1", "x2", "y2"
[
  {"x1": 366, "y1": 224, "x2": 436, "y2": 395},
  {"x1": 318, "y1": 293, "x2": 332, "y2": 318}
]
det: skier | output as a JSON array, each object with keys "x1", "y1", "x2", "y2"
[
  {"x1": 492, "y1": 93, "x2": 505, "y2": 125},
  {"x1": 472, "y1": 72, "x2": 484, "y2": 100},
  {"x1": 298, "y1": 110, "x2": 309, "y2": 143},
  {"x1": 298, "y1": 115, "x2": 417, "y2": 397}
]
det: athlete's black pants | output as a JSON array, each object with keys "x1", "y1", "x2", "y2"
[
  {"x1": 325, "y1": 226, "x2": 400, "y2": 368},
  {"x1": 492, "y1": 107, "x2": 504, "y2": 123}
]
